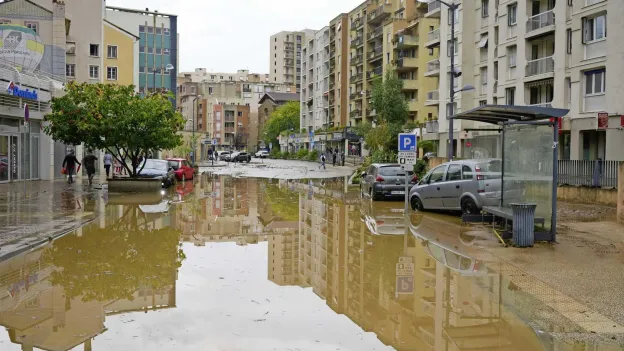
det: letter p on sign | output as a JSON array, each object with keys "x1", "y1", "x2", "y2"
[{"x1": 398, "y1": 133, "x2": 417, "y2": 152}]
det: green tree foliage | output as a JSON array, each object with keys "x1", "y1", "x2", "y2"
[
  {"x1": 44, "y1": 82, "x2": 185, "y2": 176},
  {"x1": 262, "y1": 101, "x2": 300, "y2": 145},
  {"x1": 418, "y1": 140, "x2": 437, "y2": 153}
]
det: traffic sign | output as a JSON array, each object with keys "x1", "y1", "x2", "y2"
[
  {"x1": 396, "y1": 262, "x2": 414, "y2": 276},
  {"x1": 212, "y1": 139, "x2": 217, "y2": 145},
  {"x1": 399, "y1": 256, "x2": 413, "y2": 263},
  {"x1": 398, "y1": 133, "x2": 417, "y2": 152},
  {"x1": 396, "y1": 276, "x2": 414, "y2": 294},
  {"x1": 398, "y1": 151, "x2": 417, "y2": 166}
]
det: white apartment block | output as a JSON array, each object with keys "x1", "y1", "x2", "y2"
[
  {"x1": 269, "y1": 29, "x2": 316, "y2": 92},
  {"x1": 424, "y1": 0, "x2": 624, "y2": 161},
  {"x1": 301, "y1": 27, "x2": 331, "y2": 133}
]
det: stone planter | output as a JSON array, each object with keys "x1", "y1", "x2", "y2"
[
  {"x1": 107, "y1": 178, "x2": 163, "y2": 193},
  {"x1": 107, "y1": 192, "x2": 163, "y2": 205}
]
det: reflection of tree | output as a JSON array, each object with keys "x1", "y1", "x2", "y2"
[
  {"x1": 48, "y1": 206, "x2": 185, "y2": 302},
  {"x1": 262, "y1": 180, "x2": 299, "y2": 221}
]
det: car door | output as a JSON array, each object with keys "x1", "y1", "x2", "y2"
[
  {"x1": 183, "y1": 161, "x2": 193, "y2": 179},
  {"x1": 441, "y1": 163, "x2": 464, "y2": 209},
  {"x1": 421, "y1": 164, "x2": 447, "y2": 208},
  {"x1": 363, "y1": 165, "x2": 376, "y2": 194}
]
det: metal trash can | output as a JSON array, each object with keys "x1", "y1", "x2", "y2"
[{"x1": 510, "y1": 202, "x2": 537, "y2": 247}]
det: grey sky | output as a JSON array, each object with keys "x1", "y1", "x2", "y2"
[{"x1": 106, "y1": 0, "x2": 365, "y2": 74}]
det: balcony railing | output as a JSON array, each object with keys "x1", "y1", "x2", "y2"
[
  {"x1": 426, "y1": 59, "x2": 440, "y2": 73},
  {"x1": 525, "y1": 56, "x2": 554, "y2": 76},
  {"x1": 427, "y1": 28, "x2": 440, "y2": 42},
  {"x1": 367, "y1": 66, "x2": 383, "y2": 79},
  {"x1": 367, "y1": 26, "x2": 383, "y2": 41},
  {"x1": 427, "y1": 0, "x2": 441, "y2": 13},
  {"x1": 526, "y1": 10, "x2": 555, "y2": 33},
  {"x1": 395, "y1": 34, "x2": 419, "y2": 48},
  {"x1": 367, "y1": 46, "x2": 383, "y2": 61},
  {"x1": 426, "y1": 90, "x2": 439, "y2": 101},
  {"x1": 350, "y1": 55, "x2": 363, "y2": 66},
  {"x1": 350, "y1": 73, "x2": 363, "y2": 83},
  {"x1": 351, "y1": 18, "x2": 363, "y2": 29},
  {"x1": 528, "y1": 102, "x2": 553, "y2": 108},
  {"x1": 367, "y1": 3, "x2": 391, "y2": 23},
  {"x1": 350, "y1": 109, "x2": 362, "y2": 118},
  {"x1": 350, "y1": 36, "x2": 364, "y2": 47}
]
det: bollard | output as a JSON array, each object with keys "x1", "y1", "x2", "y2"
[{"x1": 510, "y1": 203, "x2": 537, "y2": 247}]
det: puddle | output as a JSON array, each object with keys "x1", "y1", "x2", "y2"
[{"x1": 0, "y1": 175, "x2": 622, "y2": 350}]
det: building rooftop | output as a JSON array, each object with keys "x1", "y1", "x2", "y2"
[{"x1": 259, "y1": 92, "x2": 300, "y2": 105}]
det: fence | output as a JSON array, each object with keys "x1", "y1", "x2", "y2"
[{"x1": 558, "y1": 160, "x2": 621, "y2": 188}]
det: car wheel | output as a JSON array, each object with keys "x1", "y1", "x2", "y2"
[
  {"x1": 461, "y1": 197, "x2": 478, "y2": 215},
  {"x1": 411, "y1": 196, "x2": 424, "y2": 211}
]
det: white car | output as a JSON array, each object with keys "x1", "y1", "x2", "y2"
[{"x1": 255, "y1": 150, "x2": 269, "y2": 158}]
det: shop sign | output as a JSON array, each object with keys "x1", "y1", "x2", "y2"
[
  {"x1": 597, "y1": 112, "x2": 609, "y2": 129},
  {"x1": 7, "y1": 81, "x2": 38, "y2": 100},
  {"x1": 332, "y1": 132, "x2": 343, "y2": 140}
]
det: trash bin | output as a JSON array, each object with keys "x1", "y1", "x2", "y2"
[{"x1": 510, "y1": 202, "x2": 537, "y2": 247}]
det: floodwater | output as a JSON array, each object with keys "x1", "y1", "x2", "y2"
[{"x1": 0, "y1": 175, "x2": 622, "y2": 351}]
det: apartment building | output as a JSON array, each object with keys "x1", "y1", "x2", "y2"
[
  {"x1": 103, "y1": 20, "x2": 139, "y2": 87},
  {"x1": 330, "y1": 14, "x2": 349, "y2": 129},
  {"x1": 300, "y1": 27, "x2": 330, "y2": 133},
  {"x1": 347, "y1": 2, "x2": 368, "y2": 125},
  {"x1": 269, "y1": 29, "x2": 316, "y2": 92},
  {"x1": 422, "y1": 0, "x2": 624, "y2": 161}
]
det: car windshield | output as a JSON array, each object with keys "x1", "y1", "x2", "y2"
[
  {"x1": 378, "y1": 166, "x2": 413, "y2": 176},
  {"x1": 167, "y1": 160, "x2": 180, "y2": 170},
  {"x1": 144, "y1": 160, "x2": 167, "y2": 172}
]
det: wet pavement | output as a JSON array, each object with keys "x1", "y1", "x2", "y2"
[{"x1": 0, "y1": 175, "x2": 623, "y2": 350}]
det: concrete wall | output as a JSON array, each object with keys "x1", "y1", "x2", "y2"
[{"x1": 558, "y1": 186, "x2": 616, "y2": 206}]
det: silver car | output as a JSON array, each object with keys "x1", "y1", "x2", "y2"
[
  {"x1": 409, "y1": 159, "x2": 524, "y2": 214},
  {"x1": 360, "y1": 163, "x2": 417, "y2": 201}
]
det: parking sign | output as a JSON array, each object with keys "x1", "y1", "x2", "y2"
[
  {"x1": 396, "y1": 276, "x2": 414, "y2": 294},
  {"x1": 398, "y1": 133, "x2": 417, "y2": 152}
]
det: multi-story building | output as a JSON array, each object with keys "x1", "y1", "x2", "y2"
[
  {"x1": 300, "y1": 27, "x2": 330, "y2": 133},
  {"x1": 103, "y1": 20, "x2": 139, "y2": 87},
  {"x1": 269, "y1": 29, "x2": 316, "y2": 92},
  {"x1": 330, "y1": 14, "x2": 349, "y2": 129},
  {"x1": 105, "y1": 6, "x2": 179, "y2": 105},
  {"x1": 211, "y1": 103, "x2": 250, "y2": 150},
  {"x1": 347, "y1": 2, "x2": 368, "y2": 126},
  {"x1": 258, "y1": 92, "x2": 300, "y2": 150}
]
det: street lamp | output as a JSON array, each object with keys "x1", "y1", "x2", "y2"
[
  {"x1": 192, "y1": 95, "x2": 202, "y2": 164},
  {"x1": 416, "y1": 0, "x2": 474, "y2": 160},
  {"x1": 150, "y1": 63, "x2": 175, "y2": 92}
]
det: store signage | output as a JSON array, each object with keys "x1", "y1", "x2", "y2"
[
  {"x1": 597, "y1": 112, "x2": 609, "y2": 129},
  {"x1": 7, "y1": 81, "x2": 38, "y2": 100},
  {"x1": 620, "y1": 115, "x2": 624, "y2": 129}
]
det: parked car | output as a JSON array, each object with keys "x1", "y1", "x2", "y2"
[
  {"x1": 360, "y1": 201, "x2": 406, "y2": 236},
  {"x1": 423, "y1": 152, "x2": 437, "y2": 161},
  {"x1": 219, "y1": 151, "x2": 232, "y2": 161},
  {"x1": 231, "y1": 152, "x2": 252, "y2": 163},
  {"x1": 360, "y1": 164, "x2": 418, "y2": 201},
  {"x1": 255, "y1": 150, "x2": 270, "y2": 158},
  {"x1": 166, "y1": 158, "x2": 195, "y2": 180},
  {"x1": 138, "y1": 159, "x2": 175, "y2": 188},
  {"x1": 409, "y1": 159, "x2": 525, "y2": 214}
]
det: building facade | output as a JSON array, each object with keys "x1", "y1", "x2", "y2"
[
  {"x1": 105, "y1": 6, "x2": 178, "y2": 105},
  {"x1": 103, "y1": 20, "x2": 139, "y2": 87},
  {"x1": 269, "y1": 29, "x2": 316, "y2": 93},
  {"x1": 258, "y1": 92, "x2": 300, "y2": 150},
  {"x1": 330, "y1": 14, "x2": 349, "y2": 129},
  {"x1": 300, "y1": 27, "x2": 329, "y2": 134}
]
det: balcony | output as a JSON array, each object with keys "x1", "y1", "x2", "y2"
[
  {"x1": 426, "y1": 28, "x2": 440, "y2": 47},
  {"x1": 424, "y1": 59, "x2": 440, "y2": 76},
  {"x1": 367, "y1": 66, "x2": 383, "y2": 80},
  {"x1": 425, "y1": 0, "x2": 441, "y2": 18},
  {"x1": 285, "y1": 43, "x2": 295, "y2": 51},
  {"x1": 284, "y1": 52, "x2": 294, "y2": 59},
  {"x1": 351, "y1": 17, "x2": 363, "y2": 29},
  {"x1": 525, "y1": 10, "x2": 555, "y2": 38},
  {"x1": 350, "y1": 55, "x2": 363, "y2": 66},
  {"x1": 224, "y1": 127, "x2": 235, "y2": 134},
  {"x1": 350, "y1": 109, "x2": 362, "y2": 119},
  {"x1": 350, "y1": 92, "x2": 363, "y2": 100},
  {"x1": 407, "y1": 99, "x2": 419, "y2": 111},
  {"x1": 367, "y1": 26, "x2": 383, "y2": 41},
  {"x1": 350, "y1": 36, "x2": 364, "y2": 48},
  {"x1": 350, "y1": 73, "x2": 363, "y2": 83},
  {"x1": 394, "y1": 34, "x2": 419, "y2": 49},
  {"x1": 425, "y1": 90, "x2": 439, "y2": 105},
  {"x1": 367, "y1": 3, "x2": 392, "y2": 24},
  {"x1": 367, "y1": 109, "x2": 377, "y2": 117},
  {"x1": 395, "y1": 57, "x2": 418, "y2": 71},
  {"x1": 401, "y1": 79, "x2": 418, "y2": 90},
  {"x1": 525, "y1": 56, "x2": 554, "y2": 79},
  {"x1": 367, "y1": 47, "x2": 383, "y2": 62}
]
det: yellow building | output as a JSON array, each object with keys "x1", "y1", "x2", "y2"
[{"x1": 103, "y1": 19, "x2": 139, "y2": 87}]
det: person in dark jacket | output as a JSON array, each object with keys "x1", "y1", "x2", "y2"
[
  {"x1": 62, "y1": 151, "x2": 81, "y2": 184},
  {"x1": 83, "y1": 153, "x2": 98, "y2": 185},
  {"x1": 332, "y1": 150, "x2": 337, "y2": 166}
]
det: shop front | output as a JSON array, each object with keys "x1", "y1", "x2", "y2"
[{"x1": 0, "y1": 117, "x2": 43, "y2": 183}]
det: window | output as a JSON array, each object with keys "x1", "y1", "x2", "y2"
[
  {"x1": 447, "y1": 38, "x2": 458, "y2": 56},
  {"x1": 238, "y1": 111, "x2": 243, "y2": 117},
  {"x1": 106, "y1": 66, "x2": 118, "y2": 81},
  {"x1": 155, "y1": 48, "x2": 162, "y2": 54},
  {"x1": 584, "y1": 69, "x2": 605, "y2": 96},
  {"x1": 505, "y1": 87, "x2": 515, "y2": 105},
  {"x1": 163, "y1": 48, "x2": 170, "y2": 55},
  {"x1": 481, "y1": 0, "x2": 489, "y2": 17},
  {"x1": 65, "y1": 64, "x2": 75, "y2": 78},
  {"x1": 139, "y1": 46, "x2": 145, "y2": 53},
  {"x1": 147, "y1": 47, "x2": 153, "y2": 54},
  {"x1": 508, "y1": 45, "x2": 517, "y2": 67},
  {"x1": 89, "y1": 44, "x2": 99, "y2": 57},
  {"x1": 583, "y1": 15, "x2": 606, "y2": 43},
  {"x1": 208, "y1": 87, "x2": 213, "y2": 94},
  {"x1": 507, "y1": 3, "x2": 517, "y2": 25},
  {"x1": 24, "y1": 22, "x2": 38, "y2": 33},
  {"x1": 139, "y1": 25, "x2": 145, "y2": 33},
  {"x1": 462, "y1": 165, "x2": 473, "y2": 180},
  {"x1": 107, "y1": 45, "x2": 117, "y2": 59},
  {"x1": 446, "y1": 164, "x2": 462, "y2": 181},
  {"x1": 429, "y1": 165, "x2": 447, "y2": 183},
  {"x1": 89, "y1": 65, "x2": 99, "y2": 79},
  {"x1": 479, "y1": 100, "x2": 487, "y2": 106},
  {"x1": 155, "y1": 27, "x2": 162, "y2": 35},
  {"x1": 164, "y1": 28, "x2": 171, "y2": 35},
  {"x1": 0, "y1": 20, "x2": 11, "y2": 24},
  {"x1": 566, "y1": 28, "x2": 572, "y2": 54}
]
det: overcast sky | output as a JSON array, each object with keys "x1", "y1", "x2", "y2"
[{"x1": 106, "y1": 0, "x2": 364, "y2": 74}]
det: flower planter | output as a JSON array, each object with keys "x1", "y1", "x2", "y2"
[{"x1": 107, "y1": 178, "x2": 163, "y2": 193}]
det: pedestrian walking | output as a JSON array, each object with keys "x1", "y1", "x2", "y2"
[
  {"x1": 319, "y1": 153, "x2": 326, "y2": 170},
  {"x1": 83, "y1": 153, "x2": 98, "y2": 185},
  {"x1": 592, "y1": 158, "x2": 603, "y2": 188},
  {"x1": 62, "y1": 151, "x2": 81, "y2": 184},
  {"x1": 332, "y1": 150, "x2": 337, "y2": 166},
  {"x1": 103, "y1": 152, "x2": 113, "y2": 178},
  {"x1": 340, "y1": 151, "x2": 345, "y2": 166}
]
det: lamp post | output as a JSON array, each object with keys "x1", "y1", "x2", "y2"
[{"x1": 416, "y1": 0, "x2": 474, "y2": 160}]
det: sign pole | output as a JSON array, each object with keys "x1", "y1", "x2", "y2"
[{"x1": 23, "y1": 103, "x2": 29, "y2": 194}]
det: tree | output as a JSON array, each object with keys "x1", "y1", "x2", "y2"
[
  {"x1": 262, "y1": 101, "x2": 300, "y2": 145},
  {"x1": 44, "y1": 82, "x2": 185, "y2": 177}
]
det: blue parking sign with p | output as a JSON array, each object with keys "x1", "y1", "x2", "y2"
[{"x1": 398, "y1": 133, "x2": 417, "y2": 152}]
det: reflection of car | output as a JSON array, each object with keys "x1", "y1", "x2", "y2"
[
  {"x1": 231, "y1": 152, "x2": 251, "y2": 163},
  {"x1": 219, "y1": 151, "x2": 232, "y2": 161},
  {"x1": 409, "y1": 159, "x2": 525, "y2": 214},
  {"x1": 167, "y1": 158, "x2": 195, "y2": 180},
  {"x1": 423, "y1": 152, "x2": 436, "y2": 160},
  {"x1": 360, "y1": 164, "x2": 417, "y2": 201},
  {"x1": 139, "y1": 159, "x2": 175, "y2": 188},
  {"x1": 175, "y1": 181, "x2": 194, "y2": 197},
  {"x1": 361, "y1": 201, "x2": 405, "y2": 236},
  {"x1": 255, "y1": 150, "x2": 269, "y2": 158}
]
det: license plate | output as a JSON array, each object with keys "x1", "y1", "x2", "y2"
[{"x1": 391, "y1": 191, "x2": 405, "y2": 195}]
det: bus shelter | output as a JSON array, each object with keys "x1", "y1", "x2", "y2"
[{"x1": 450, "y1": 105, "x2": 569, "y2": 242}]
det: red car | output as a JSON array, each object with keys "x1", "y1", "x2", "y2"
[{"x1": 167, "y1": 158, "x2": 195, "y2": 181}]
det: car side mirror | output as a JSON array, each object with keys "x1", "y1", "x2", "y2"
[{"x1": 361, "y1": 172, "x2": 367, "y2": 177}]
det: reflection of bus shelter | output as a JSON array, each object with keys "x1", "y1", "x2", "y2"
[{"x1": 450, "y1": 105, "x2": 569, "y2": 242}]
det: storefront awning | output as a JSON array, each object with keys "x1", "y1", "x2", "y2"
[{"x1": 450, "y1": 104, "x2": 569, "y2": 125}]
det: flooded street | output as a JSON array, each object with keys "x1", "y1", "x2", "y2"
[{"x1": 0, "y1": 175, "x2": 622, "y2": 350}]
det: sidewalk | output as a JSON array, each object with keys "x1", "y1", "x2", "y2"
[{"x1": 0, "y1": 179, "x2": 104, "y2": 261}]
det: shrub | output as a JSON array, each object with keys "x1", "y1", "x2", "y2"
[
  {"x1": 296, "y1": 148, "x2": 308, "y2": 160},
  {"x1": 280, "y1": 151, "x2": 290, "y2": 159},
  {"x1": 413, "y1": 159, "x2": 428, "y2": 180},
  {"x1": 307, "y1": 149, "x2": 319, "y2": 161},
  {"x1": 270, "y1": 148, "x2": 280, "y2": 159},
  {"x1": 371, "y1": 149, "x2": 396, "y2": 163}
]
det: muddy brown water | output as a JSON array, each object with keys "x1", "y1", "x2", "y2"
[{"x1": 0, "y1": 175, "x2": 622, "y2": 350}]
